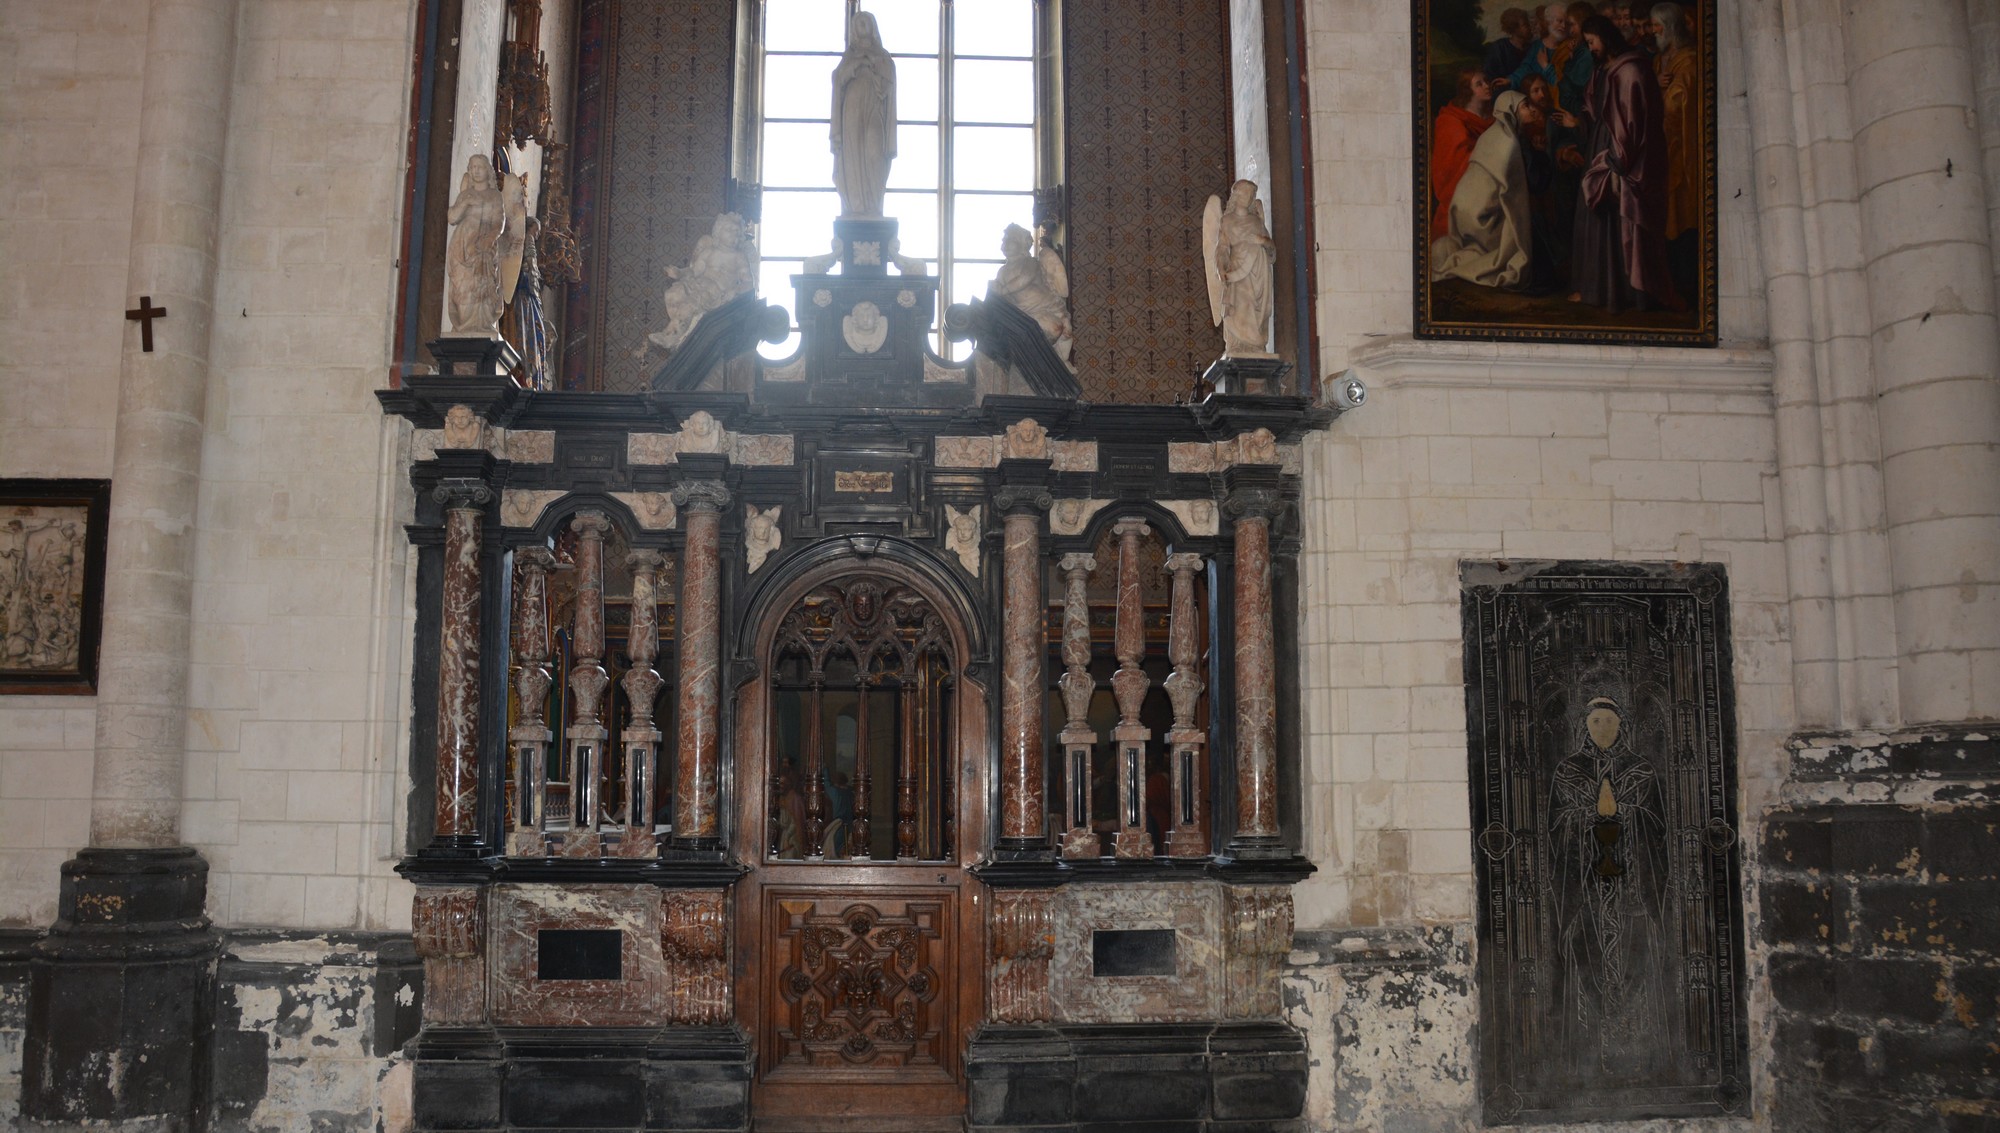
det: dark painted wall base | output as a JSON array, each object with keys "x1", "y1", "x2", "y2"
[
  {"x1": 21, "y1": 847, "x2": 219, "y2": 1129},
  {"x1": 410, "y1": 1025, "x2": 752, "y2": 1133},
  {"x1": 967, "y1": 1021, "x2": 1308, "y2": 1133}
]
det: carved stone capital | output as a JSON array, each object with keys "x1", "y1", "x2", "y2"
[
  {"x1": 1112, "y1": 517, "x2": 1150, "y2": 539},
  {"x1": 1224, "y1": 487, "x2": 1283, "y2": 522},
  {"x1": 993, "y1": 486, "x2": 1054, "y2": 515},
  {"x1": 433, "y1": 479, "x2": 493, "y2": 511},
  {"x1": 569, "y1": 509, "x2": 613, "y2": 537},
  {"x1": 1165, "y1": 551, "x2": 1204, "y2": 575},
  {"x1": 626, "y1": 548, "x2": 667, "y2": 573},
  {"x1": 1058, "y1": 552, "x2": 1096, "y2": 576},
  {"x1": 515, "y1": 545, "x2": 560, "y2": 573},
  {"x1": 671, "y1": 479, "x2": 733, "y2": 512}
]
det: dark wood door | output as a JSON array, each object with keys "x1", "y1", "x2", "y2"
[{"x1": 734, "y1": 569, "x2": 987, "y2": 1129}]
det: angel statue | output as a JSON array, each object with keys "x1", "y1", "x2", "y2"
[
  {"x1": 989, "y1": 223, "x2": 1072, "y2": 364},
  {"x1": 446, "y1": 154, "x2": 507, "y2": 335},
  {"x1": 831, "y1": 12, "x2": 896, "y2": 217},
  {"x1": 1202, "y1": 179, "x2": 1277, "y2": 357},
  {"x1": 642, "y1": 212, "x2": 758, "y2": 355}
]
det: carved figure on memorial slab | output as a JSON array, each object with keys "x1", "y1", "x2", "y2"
[
  {"x1": 831, "y1": 12, "x2": 896, "y2": 217},
  {"x1": 943, "y1": 505, "x2": 982, "y2": 576},
  {"x1": 1202, "y1": 180, "x2": 1277, "y2": 357},
  {"x1": 677, "y1": 409, "x2": 728, "y2": 454},
  {"x1": 1548, "y1": 696, "x2": 1671, "y2": 1078},
  {"x1": 644, "y1": 213, "x2": 758, "y2": 354},
  {"x1": 446, "y1": 154, "x2": 507, "y2": 335},
  {"x1": 441, "y1": 404, "x2": 486, "y2": 451},
  {"x1": 989, "y1": 224, "x2": 1072, "y2": 364},
  {"x1": 1001, "y1": 418, "x2": 1050, "y2": 461},
  {"x1": 745, "y1": 504, "x2": 782, "y2": 573}
]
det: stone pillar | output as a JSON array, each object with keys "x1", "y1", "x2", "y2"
[
  {"x1": 1057, "y1": 552, "x2": 1100, "y2": 859},
  {"x1": 672, "y1": 479, "x2": 731, "y2": 851},
  {"x1": 994, "y1": 484, "x2": 1053, "y2": 853},
  {"x1": 435, "y1": 480, "x2": 495, "y2": 843},
  {"x1": 619, "y1": 550, "x2": 667, "y2": 858},
  {"x1": 24, "y1": 1, "x2": 238, "y2": 1124},
  {"x1": 508, "y1": 546, "x2": 559, "y2": 856},
  {"x1": 1163, "y1": 551, "x2": 1207, "y2": 857},
  {"x1": 1110, "y1": 519, "x2": 1154, "y2": 861},
  {"x1": 1226, "y1": 486, "x2": 1282, "y2": 852},
  {"x1": 560, "y1": 510, "x2": 611, "y2": 856},
  {"x1": 1847, "y1": 0, "x2": 2000, "y2": 723}
]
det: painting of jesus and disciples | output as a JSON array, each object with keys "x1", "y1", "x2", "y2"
[{"x1": 1415, "y1": 0, "x2": 1715, "y2": 343}]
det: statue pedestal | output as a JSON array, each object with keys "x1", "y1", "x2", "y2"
[
  {"x1": 832, "y1": 216, "x2": 900, "y2": 277},
  {"x1": 430, "y1": 334, "x2": 522, "y2": 379},
  {"x1": 1201, "y1": 355, "x2": 1292, "y2": 398}
]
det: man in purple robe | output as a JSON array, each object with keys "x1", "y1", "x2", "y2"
[{"x1": 1557, "y1": 15, "x2": 1682, "y2": 313}]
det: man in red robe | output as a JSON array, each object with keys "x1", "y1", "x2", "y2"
[{"x1": 1431, "y1": 67, "x2": 1495, "y2": 241}]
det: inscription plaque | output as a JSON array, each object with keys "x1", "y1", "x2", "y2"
[
  {"x1": 537, "y1": 929, "x2": 623, "y2": 981},
  {"x1": 1461, "y1": 560, "x2": 1748, "y2": 1123}
]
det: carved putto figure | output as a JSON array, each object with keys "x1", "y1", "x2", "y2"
[
  {"x1": 842, "y1": 301, "x2": 888, "y2": 354},
  {"x1": 1202, "y1": 180, "x2": 1277, "y2": 357},
  {"x1": 989, "y1": 224, "x2": 1072, "y2": 364},
  {"x1": 676, "y1": 409, "x2": 729, "y2": 454},
  {"x1": 645, "y1": 213, "x2": 758, "y2": 354},
  {"x1": 831, "y1": 12, "x2": 896, "y2": 217},
  {"x1": 441, "y1": 404, "x2": 486, "y2": 450},
  {"x1": 446, "y1": 154, "x2": 507, "y2": 335},
  {"x1": 943, "y1": 505, "x2": 982, "y2": 576},
  {"x1": 745, "y1": 505, "x2": 782, "y2": 573},
  {"x1": 1002, "y1": 418, "x2": 1050, "y2": 460}
]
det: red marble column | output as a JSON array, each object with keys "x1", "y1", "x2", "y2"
[
  {"x1": 434, "y1": 480, "x2": 492, "y2": 840},
  {"x1": 1228, "y1": 488, "x2": 1282, "y2": 846},
  {"x1": 561, "y1": 511, "x2": 612, "y2": 857},
  {"x1": 672, "y1": 480, "x2": 731, "y2": 848},
  {"x1": 1163, "y1": 551, "x2": 1208, "y2": 857},
  {"x1": 995, "y1": 486, "x2": 1052, "y2": 849},
  {"x1": 508, "y1": 545, "x2": 560, "y2": 856},
  {"x1": 1110, "y1": 519, "x2": 1153, "y2": 860},
  {"x1": 618, "y1": 549, "x2": 667, "y2": 858},
  {"x1": 1057, "y1": 552, "x2": 1099, "y2": 859}
]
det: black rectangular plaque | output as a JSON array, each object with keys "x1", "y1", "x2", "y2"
[
  {"x1": 1461, "y1": 560, "x2": 1748, "y2": 1124},
  {"x1": 536, "y1": 929, "x2": 623, "y2": 981},
  {"x1": 1091, "y1": 929, "x2": 1177, "y2": 977}
]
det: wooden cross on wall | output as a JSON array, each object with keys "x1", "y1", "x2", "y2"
[{"x1": 125, "y1": 296, "x2": 167, "y2": 352}]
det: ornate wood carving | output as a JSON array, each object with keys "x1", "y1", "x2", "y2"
[
  {"x1": 767, "y1": 895, "x2": 952, "y2": 1075},
  {"x1": 1222, "y1": 885, "x2": 1292, "y2": 1019},
  {"x1": 661, "y1": 889, "x2": 730, "y2": 1024},
  {"x1": 988, "y1": 889, "x2": 1055, "y2": 1024},
  {"x1": 1462, "y1": 560, "x2": 1748, "y2": 1122}
]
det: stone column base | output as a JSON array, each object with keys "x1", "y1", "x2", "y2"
[{"x1": 21, "y1": 846, "x2": 219, "y2": 1128}]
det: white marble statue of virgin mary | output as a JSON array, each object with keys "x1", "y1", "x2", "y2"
[{"x1": 831, "y1": 11, "x2": 896, "y2": 218}]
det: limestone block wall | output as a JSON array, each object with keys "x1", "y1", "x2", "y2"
[
  {"x1": 0, "y1": 0, "x2": 421, "y2": 933},
  {"x1": 0, "y1": 0, "x2": 147, "y2": 927}
]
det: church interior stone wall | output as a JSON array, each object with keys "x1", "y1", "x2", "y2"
[{"x1": 2, "y1": 0, "x2": 1997, "y2": 1128}]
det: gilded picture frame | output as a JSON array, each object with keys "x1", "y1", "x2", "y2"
[
  {"x1": 1413, "y1": 0, "x2": 1718, "y2": 345},
  {"x1": 0, "y1": 479, "x2": 111, "y2": 695}
]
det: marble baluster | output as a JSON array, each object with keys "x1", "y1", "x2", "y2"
[
  {"x1": 434, "y1": 480, "x2": 493, "y2": 840},
  {"x1": 508, "y1": 545, "x2": 560, "y2": 856},
  {"x1": 897, "y1": 674, "x2": 919, "y2": 858},
  {"x1": 671, "y1": 480, "x2": 731, "y2": 851},
  {"x1": 1110, "y1": 519, "x2": 1153, "y2": 860},
  {"x1": 851, "y1": 669, "x2": 872, "y2": 859},
  {"x1": 805, "y1": 672, "x2": 828, "y2": 857},
  {"x1": 1227, "y1": 488, "x2": 1282, "y2": 850},
  {"x1": 561, "y1": 510, "x2": 612, "y2": 857},
  {"x1": 994, "y1": 485, "x2": 1053, "y2": 852},
  {"x1": 1163, "y1": 552, "x2": 1207, "y2": 857},
  {"x1": 617, "y1": 550, "x2": 667, "y2": 858},
  {"x1": 1058, "y1": 553, "x2": 1100, "y2": 859}
]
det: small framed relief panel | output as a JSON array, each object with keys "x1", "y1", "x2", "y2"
[
  {"x1": 1414, "y1": 0, "x2": 1717, "y2": 344},
  {"x1": 0, "y1": 480, "x2": 110, "y2": 695},
  {"x1": 1460, "y1": 560, "x2": 1748, "y2": 1122}
]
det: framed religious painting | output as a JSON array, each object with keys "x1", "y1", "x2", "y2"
[
  {"x1": 0, "y1": 480, "x2": 110, "y2": 695},
  {"x1": 1413, "y1": 0, "x2": 1717, "y2": 345}
]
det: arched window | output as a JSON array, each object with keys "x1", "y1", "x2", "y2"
[{"x1": 747, "y1": 0, "x2": 1042, "y2": 358}]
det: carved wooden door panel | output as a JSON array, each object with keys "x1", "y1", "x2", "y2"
[{"x1": 734, "y1": 570, "x2": 985, "y2": 1128}]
